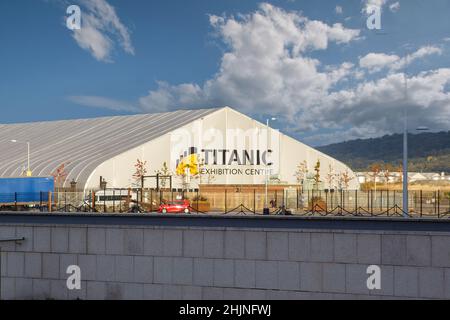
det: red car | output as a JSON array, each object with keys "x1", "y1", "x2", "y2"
[{"x1": 158, "y1": 200, "x2": 191, "y2": 214}]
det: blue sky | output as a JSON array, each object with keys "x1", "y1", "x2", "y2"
[{"x1": 1, "y1": 0, "x2": 449, "y2": 146}]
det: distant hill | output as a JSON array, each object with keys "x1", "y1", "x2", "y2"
[{"x1": 318, "y1": 131, "x2": 450, "y2": 173}]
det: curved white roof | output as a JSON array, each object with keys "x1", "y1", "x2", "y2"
[{"x1": 0, "y1": 108, "x2": 218, "y2": 187}]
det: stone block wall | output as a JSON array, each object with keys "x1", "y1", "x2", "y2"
[{"x1": 1, "y1": 222, "x2": 449, "y2": 300}]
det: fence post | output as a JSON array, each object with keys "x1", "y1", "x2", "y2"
[
  {"x1": 119, "y1": 189, "x2": 122, "y2": 213},
  {"x1": 253, "y1": 189, "x2": 256, "y2": 214},
  {"x1": 393, "y1": 190, "x2": 396, "y2": 210},
  {"x1": 14, "y1": 192, "x2": 17, "y2": 211},
  {"x1": 48, "y1": 191, "x2": 52, "y2": 213},
  {"x1": 437, "y1": 190, "x2": 440, "y2": 218},
  {"x1": 370, "y1": 190, "x2": 373, "y2": 216},
  {"x1": 225, "y1": 189, "x2": 227, "y2": 213},
  {"x1": 196, "y1": 189, "x2": 199, "y2": 213},
  {"x1": 92, "y1": 191, "x2": 96, "y2": 212},
  {"x1": 367, "y1": 190, "x2": 369, "y2": 213},
  {"x1": 103, "y1": 186, "x2": 107, "y2": 213},
  {"x1": 150, "y1": 189, "x2": 153, "y2": 212},
  {"x1": 113, "y1": 189, "x2": 115, "y2": 213},
  {"x1": 308, "y1": 190, "x2": 311, "y2": 211},
  {"x1": 434, "y1": 191, "x2": 437, "y2": 216},
  {"x1": 330, "y1": 190, "x2": 334, "y2": 209},
  {"x1": 275, "y1": 190, "x2": 278, "y2": 208},
  {"x1": 448, "y1": 190, "x2": 450, "y2": 215},
  {"x1": 387, "y1": 190, "x2": 390, "y2": 216},
  {"x1": 380, "y1": 190, "x2": 383, "y2": 212},
  {"x1": 420, "y1": 190, "x2": 423, "y2": 218},
  {"x1": 355, "y1": 190, "x2": 358, "y2": 213}
]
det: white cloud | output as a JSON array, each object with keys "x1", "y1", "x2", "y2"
[
  {"x1": 362, "y1": 0, "x2": 388, "y2": 14},
  {"x1": 73, "y1": 3, "x2": 449, "y2": 146},
  {"x1": 307, "y1": 68, "x2": 450, "y2": 145},
  {"x1": 68, "y1": 95, "x2": 139, "y2": 112},
  {"x1": 362, "y1": 0, "x2": 400, "y2": 14},
  {"x1": 335, "y1": 6, "x2": 343, "y2": 15},
  {"x1": 364, "y1": 0, "x2": 388, "y2": 6},
  {"x1": 135, "y1": 3, "x2": 450, "y2": 145},
  {"x1": 389, "y1": 1, "x2": 400, "y2": 12},
  {"x1": 410, "y1": 46, "x2": 442, "y2": 60},
  {"x1": 70, "y1": 0, "x2": 134, "y2": 62},
  {"x1": 139, "y1": 3, "x2": 360, "y2": 117},
  {"x1": 359, "y1": 52, "x2": 400, "y2": 73},
  {"x1": 139, "y1": 82, "x2": 205, "y2": 113},
  {"x1": 359, "y1": 46, "x2": 442, "y2": 73}
]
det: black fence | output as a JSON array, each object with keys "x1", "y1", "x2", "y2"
[
  {"x1": 0, "y1": 192, "x2": 53, "y2": 209},
  {"x1": 0, "y1": 189, "x2": 449, "y2": 218}
]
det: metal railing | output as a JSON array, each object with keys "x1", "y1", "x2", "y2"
[
  {"x1": 0, "y1": 237, "x2": 25, "y2": 301},
  {"x1": 0, "y1": 189, "x2": 449, "y2": 218}
]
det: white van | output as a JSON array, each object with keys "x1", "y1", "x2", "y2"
[{"x1": 85, "y1": 189, "x2": 137, "y2": 209}]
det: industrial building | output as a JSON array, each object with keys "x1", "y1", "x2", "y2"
[{"x1": 0, "y1": 107, "x2": 359, "y2": 192}]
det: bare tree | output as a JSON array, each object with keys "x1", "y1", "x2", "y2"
[
  {"x1": 382, "y1": 163, "x2": 395, "y2": 189},
  {"x1": 397, "y1": 164, "x2": 404, "y2": 183},
  {"x1": 155, "y1": 162, "x2": 171, "y2": 188},
  {"x1": 325, "y1": 164, "x2": 335, "y2": 189},
  {"x1": 198, "y1": 158, "x2": 216, "y2": 185},
  {"x1": 133, "y1": 159, "x2": 148, "y2": 187},
  {"x1": 339, "y1": 169, "x2": 354, "y2": 190},
  {"x1": 369, "y1": 163, "x2": 382, "y2": 195},
  {"x1": 314, "y1": 160, "x2": 321, "y2": 190},
  {"x1": 52, "y1": 162, "x2": 71, "y2": 188},
  {"x1": 294, "y1": 160, "x2": 308, "y2": 185}
]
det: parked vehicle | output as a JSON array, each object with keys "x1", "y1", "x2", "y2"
[
  {"x1": 158, "y1": 200, "x2": 191, "y2": 214},
  {"x1": 85, "y1": 189, "x2": 136, "y2": 210}
]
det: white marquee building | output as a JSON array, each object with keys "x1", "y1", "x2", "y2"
[{"x1": 0, "y1": 107, "x2": 359, "y2": 191}]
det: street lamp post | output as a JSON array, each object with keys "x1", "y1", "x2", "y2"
[
  {"x1": 402, "y1": 54, "x2": 409, "y2": 217},
  {"x1": 10, "y1": 140, "x2": 32, "y2": 177},
  {"x1": 402, "y1": 48, "x2": 430, "y2": 217},
  {"x1": 402, "y1": 112, "x2": 408, "y2": 217},
  {"x1": 263, "y1": 117, "x2": 277, "y2": 215}
]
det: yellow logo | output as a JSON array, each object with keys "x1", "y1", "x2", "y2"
[{"x1": 176, "y1": 147, "x2": 199, "y2": 176}]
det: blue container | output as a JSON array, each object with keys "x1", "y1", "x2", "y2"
[{"x1": 0, "y1": 177, "x2": 55, "y2": 203}]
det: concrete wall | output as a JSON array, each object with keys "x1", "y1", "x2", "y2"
[{"x1": 1, "y1": 215, "x2": 450, "y2": 300}]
